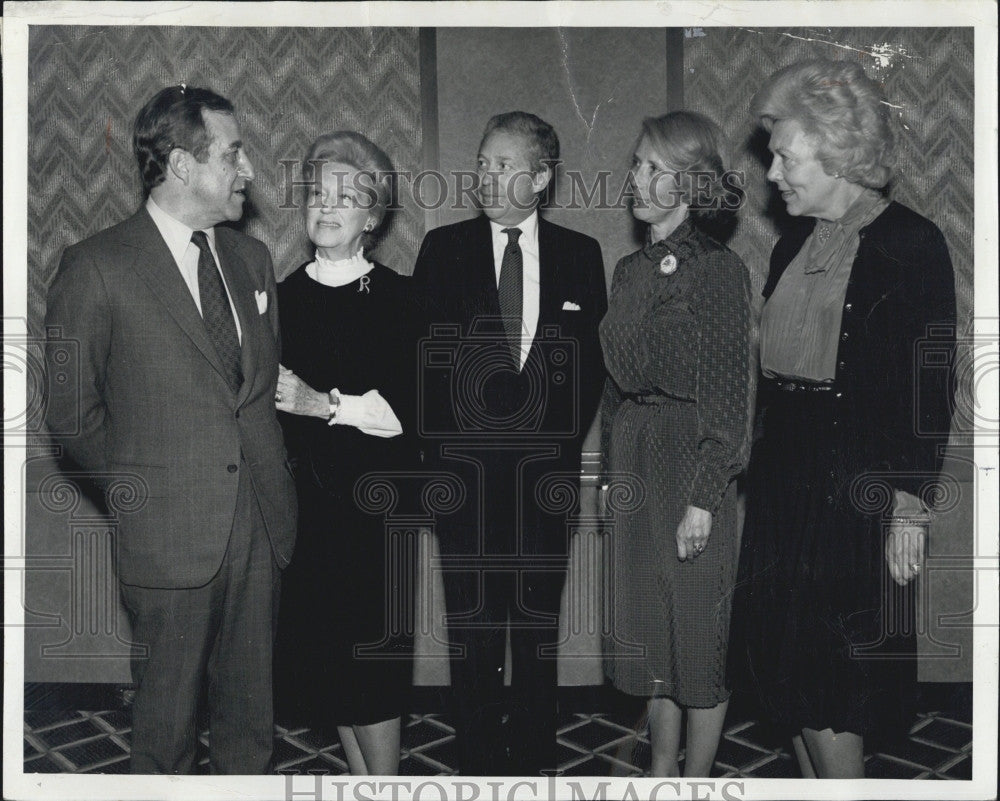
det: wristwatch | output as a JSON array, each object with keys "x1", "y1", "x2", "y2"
[{"x1": 327, "y1": 388, "x2": 341, "y2": 425}]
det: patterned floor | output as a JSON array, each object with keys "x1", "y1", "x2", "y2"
[{"x1": 23, "y1": 683, "x2": 972, "y2": 778}]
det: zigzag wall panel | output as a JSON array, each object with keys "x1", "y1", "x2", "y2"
[
  {"x1": 27, "y1": 25, "x2": 423, "y2": 347},
  {"x1": 683, "y1": 26, "x2": 973, "y2": 326}
]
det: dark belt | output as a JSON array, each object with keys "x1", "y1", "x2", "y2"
[{"x1": 768, "y1": 377, "x2": 835, "y2": 393}]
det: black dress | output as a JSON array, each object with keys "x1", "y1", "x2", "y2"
[
  {"x1": 728, "y1": 203, "x2": 956, "y2": 741},
  {"x1": 274, "y1": 261, "x2": 418, "y2": 727}
]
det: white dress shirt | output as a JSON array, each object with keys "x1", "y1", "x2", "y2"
[
  {"x1": 304, "y1": 250, "x2": 403, "y2": 438},
  {"x1": 490, "y1": 210, "x2": 540, "y2": 369},
  {"x1": 145, "y1": 197, "x2": 242, "y2": 342}
]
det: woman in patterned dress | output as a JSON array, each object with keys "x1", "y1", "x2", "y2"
[{"x1": 600, "y1": 111, "x2": 752, "y2": 777}]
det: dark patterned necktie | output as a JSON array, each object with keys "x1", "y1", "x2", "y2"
[
  {"x1": 498, "y1": 227, "x2": 523, "y2": 363},
  {"x1": 191, "y1": 230, "x2": 243, "y2": 392}
]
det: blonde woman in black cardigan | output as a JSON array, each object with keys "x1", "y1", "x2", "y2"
[{"x1": 729, "y1": 58, "x2": 956, "y2": 778}]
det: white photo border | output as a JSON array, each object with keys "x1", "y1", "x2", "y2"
[{"x1": 3, "y1": 2, "x2": 997, "y2": 800}]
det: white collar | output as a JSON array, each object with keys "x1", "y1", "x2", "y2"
[
  {"x1": 306, "y1": 249, "x2": 375, "y2": 287},
  {"x1": 489, "y1": 210, "x2": 539, "y2": 249},
  {"x1": 146, "y1": 196, "x2": 216, "y2": 266}
]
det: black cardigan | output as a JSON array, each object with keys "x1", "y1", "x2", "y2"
[{"x1": 761, "y1": 201, "x2": 956, "y2": 502}]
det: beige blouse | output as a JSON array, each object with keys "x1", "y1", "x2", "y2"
[{"x1": 760, "y1": 189, "x2": 889, "y2": 382}]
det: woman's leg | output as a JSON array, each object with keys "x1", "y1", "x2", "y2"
[
  {"x1": 800, "y1": 727, "x2": 864, "y2": 778},
  {"x1": 647, "y1": 697, "x2": 684, "y2": 777},
  {"x1": 337, "y1": 726, "x2": 369, "y2": 775},
  {"x1": 683, "y1": 700, "x2": 729, "y2": 777},
  {"x1": 791, "y1": 734, "x2": 817, "y2": 778},
  {"x1": 353, "y1": 717, "x2": 402, "y2": 775}
]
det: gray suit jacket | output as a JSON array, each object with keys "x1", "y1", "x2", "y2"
[{"x1": 45, "y1": 207, "x2": 297, "y2": 589}]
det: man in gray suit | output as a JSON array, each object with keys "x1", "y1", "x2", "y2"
[{"x1": 44, "y1": 85, "x2": 297, "y2": 774}]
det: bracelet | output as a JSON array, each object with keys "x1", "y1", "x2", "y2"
[{"x1": 326, "y1": 388, "x2": 341, "y2": 426}]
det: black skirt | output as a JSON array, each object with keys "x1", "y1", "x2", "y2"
[
  {"x1": 728, "y1": 382, "x2": 917, "y2": 741},
  {"x1": 274, "y1": 464, "x2": 415, "y2": 727}
]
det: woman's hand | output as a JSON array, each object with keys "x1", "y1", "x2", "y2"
[
  {"x1": 676, "y1": 505, "x2": 712, "y2": 561},
  {"x1": 885, "y1": 522, "x2": 926, "y2": 586},
  {"x1": 275, "y1": 364, "x2": 329, "y2": 418}
]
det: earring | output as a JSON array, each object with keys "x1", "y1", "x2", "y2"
[{"x1": 363, "y1": 221, "x2": 374, "y2": 233}]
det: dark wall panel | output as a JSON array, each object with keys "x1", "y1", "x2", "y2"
[{"x1": 435, "y1": 27, "x2": 670, "y2": 276}]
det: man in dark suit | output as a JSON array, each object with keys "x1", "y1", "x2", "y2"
[
  {"x1": 413, "y1": 111, "x2": 607, "y2": 775},
  {"x1": 44, "y1": 86, "x2": 296, "y2": 774}
]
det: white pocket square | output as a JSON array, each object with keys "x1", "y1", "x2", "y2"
[
  {"x1": 562, "y1": 301, "x2": 581, "y2": 311},
  {"x1": 255, "y1": 290, "x2": 268, "y2": 314}
]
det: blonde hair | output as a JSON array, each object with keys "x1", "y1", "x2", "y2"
[
  {"x1": 303, "y1": 131, "x2": 395, "y2": 243},
  {"x1": 751, "y1": 58, "x2": 895, "y2": 189},
  {"x1": 640, "y1": 110, "x2": 731, "y2": 219}
]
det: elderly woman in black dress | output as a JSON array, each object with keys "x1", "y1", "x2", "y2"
[
  {"x1": 273, "y1": 131, "x2": 414, "y2": 775},
  {"x1": 731, "y1": 59, "x2": 956, "y2": 778},
  {"x1": 600, "y1": 111, "x2": 752, "y2": 777}
]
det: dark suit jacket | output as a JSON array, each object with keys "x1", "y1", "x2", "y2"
[
  {"x1": 412, "y1": 214, "x2": 606, "y2": 551},
  {"x1": 762, "y1": 201, "x2": 956, "y2": 497},
  {"x1": 44, "y1": 207, "x2": 297, "y2": 589}
]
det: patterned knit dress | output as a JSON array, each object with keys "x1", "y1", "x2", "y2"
[{"x1": 600, "y1": 219, "x2": 752, "y2": 706}]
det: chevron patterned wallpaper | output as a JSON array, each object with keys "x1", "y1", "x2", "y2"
[
  {"x1": 28, "y1": 26, "x2": 973, "y2": 342},
  {"x1": 27, "y1": 25, "x2": 423, "y2": 343},
  {"x1": 683, "y1": 27, "x2": 974, "y2": 326}
]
